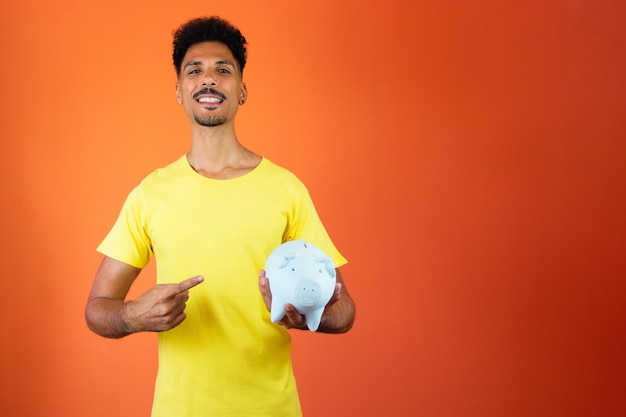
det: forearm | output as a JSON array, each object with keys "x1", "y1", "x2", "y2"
[
  {"x1": 85, "y1": 297, "x2": 134, "y2": 339},
  {"x1": 317, "y1": 293, "x2": 355, "y2": 334}
]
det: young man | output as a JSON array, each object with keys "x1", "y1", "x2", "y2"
[{"x1": 85, "y1": 16, "x2": 355, "y2": 417}]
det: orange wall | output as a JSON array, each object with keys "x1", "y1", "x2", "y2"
[{"x1": 1, "y1": 1, "x2": 625, "y2": 416}]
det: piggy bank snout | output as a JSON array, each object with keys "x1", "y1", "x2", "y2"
[{"x1": 294, "y1": 280, "x2": 322, "y2": 306}]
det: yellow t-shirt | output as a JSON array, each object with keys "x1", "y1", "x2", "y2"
[{"x1": 97, "y1": 155, "x2": 346, "y2": 417}]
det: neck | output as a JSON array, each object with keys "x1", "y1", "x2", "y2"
[{"x1": 186, "y1": 124, "x2": 261, "y2": 179}]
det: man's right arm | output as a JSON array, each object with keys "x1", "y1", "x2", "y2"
[
  {"x1": 85, "y1": 256, "x2": 204, "y2": 338},
  {"x1": 85, "y1": 256, "x2": 142, "y2": 338}
]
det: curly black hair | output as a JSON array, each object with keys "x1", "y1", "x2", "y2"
[{"x1": 172, "y1": 16, "x2": 248, "y2": 77}]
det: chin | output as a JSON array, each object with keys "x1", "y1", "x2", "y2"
[{"x1": 194, "y1": 115, "x2": 227, "y2": 127}]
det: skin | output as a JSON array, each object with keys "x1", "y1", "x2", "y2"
[{"x1": 85, "y1": 41, "x2": 355, "y2": 338}]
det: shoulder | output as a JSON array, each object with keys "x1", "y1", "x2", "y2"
[
  {"x1": 121, "y1": 156, "x2": 189, "y2": 207},
  {"x1": 138, "y1": 156, "x2": 188, "y2": 189},
  {"x1": 254, "y1": 159, "x2": 316, "y2": 211},
  {"x1": 259, "y1": 158, "x2": 305, "y2": 188}
]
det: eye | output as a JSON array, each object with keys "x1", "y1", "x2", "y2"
[
  {"x1": 217, "y1": 68, "x2": 231, "y2": 74},
  {"x1": 291, "y1": 267, "x2": 296, "y2": 272},
  {"x1": 187, "y1": 69, "x2": 200, "y2": 75}
]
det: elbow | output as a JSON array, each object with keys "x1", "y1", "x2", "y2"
[
  {"x1": 336, "y1": 312, "x2": 356, "y2": 334},
  {"x1": 84, "y1": 298, "x2": 128, "y2": 339},
  {"x1": 84, "y1": 300, "x2": 106, "y2": 337},
  {"x1": 319, "y1": 300, "x2": 356, "y2": 334},
  {"x1": 84, "y1": 299, "x2": 97, "y2": 333}
]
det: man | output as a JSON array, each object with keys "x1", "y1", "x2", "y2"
[{"x1": 85, "y1": 16, "x2": 355, "y2": 417}]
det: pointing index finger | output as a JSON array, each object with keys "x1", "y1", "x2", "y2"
[{"x1": 177, "y1": 275, "x2": 204, "y2": 292}]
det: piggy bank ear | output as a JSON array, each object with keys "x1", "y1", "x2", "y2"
[
  {"x1": 278, "y1": 254, "x2": 299, "y2": 269},
  {"x1": 315, "y1": 256, "x2": 336, "y2": 278}
]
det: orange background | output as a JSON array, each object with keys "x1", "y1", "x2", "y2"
[{"x1": 1, "y1": 1, "x2": 625, "y2": 416}]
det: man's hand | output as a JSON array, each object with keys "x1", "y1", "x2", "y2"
[
  {"x1": 86, "y1": 256, "x2": 205, "y2": 339},
  {"x1": 124, "y1": 276, "x2": 204, "y2": 333},
  {"x1": 258, "y1": 270, "x2": 342, "y2": 331}
]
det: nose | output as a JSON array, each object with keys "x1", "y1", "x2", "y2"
[{"x1": 202, "y1": 73, "x2": 217, "y2": 87}]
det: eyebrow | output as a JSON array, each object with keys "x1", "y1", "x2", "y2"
[
  {"x1": 183, "y1": 59, "x2": 236, "y2": 69},
  {"x1": 215, "y1": 60, "x2": 235, "y2": 67}
]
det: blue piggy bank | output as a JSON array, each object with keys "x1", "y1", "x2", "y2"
[{"x1": 265, "y1": 239, "x2": 336, "y2": 331}]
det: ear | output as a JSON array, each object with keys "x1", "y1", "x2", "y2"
[
  {"x1": 239, "y1": 82, "x2": 248, "y2": 105},
  {"x1": 315, "y1": 256, "x2": 336, "y2": 278},
  {"x1": 175, "y1": 82, "x2": 182, "y2": 105},
  {"x1": 278, "y1": 254, "x2": 299, "y2": 269}
]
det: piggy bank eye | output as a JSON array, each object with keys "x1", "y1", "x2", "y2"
[
  {"x1": 291, "y1": 267, "x2": 295, "y2": 272},
  {"x1": 318, "y1": 269, "x2": 323, "y2": 274}
]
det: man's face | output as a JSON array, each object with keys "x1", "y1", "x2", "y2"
[{"x1": 176, "y1": 41, "x2": 247, "y2": 128}]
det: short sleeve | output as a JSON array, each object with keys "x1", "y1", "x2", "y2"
[
  {"x1": 97, "y1": 185, "x2": 153, "y2": 269},
  {"x1": 284, "y1": 182, "x2": 347, "y2": 268}
]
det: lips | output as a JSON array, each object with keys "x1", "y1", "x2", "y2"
[
  {"x1": 193, "y1": 88, "x2": 226, "y2": 105},
  {"x1": 198, "y1": 96, "x2": 223, "y2": 104}
]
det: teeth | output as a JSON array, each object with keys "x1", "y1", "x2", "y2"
[{"x1": 198, "y1": 97, "x2": 223, "y2": 103}]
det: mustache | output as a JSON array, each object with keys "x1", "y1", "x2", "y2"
[{"x1": 193, "y1": 88, "x2": 226, "y2": 101}]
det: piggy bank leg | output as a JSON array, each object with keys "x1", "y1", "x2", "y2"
[
  {"x1": 270, "y1": 297, "x2": 287, "y2": 323},
  {"x1": 305, "y1": 307, "x2": 325, "y2": 332}
]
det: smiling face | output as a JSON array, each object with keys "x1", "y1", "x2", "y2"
[{"x1": 175, "y1": 41, "x2": 247, "y2": 128}]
